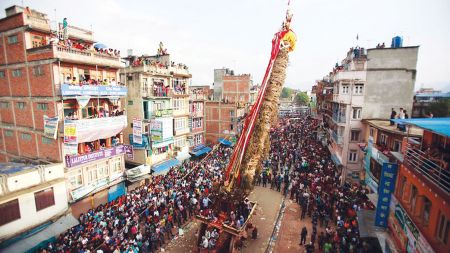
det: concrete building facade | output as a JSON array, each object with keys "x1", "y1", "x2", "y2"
[{"x1": 189, "y1": 86, "x2": 206, "y2": 149}]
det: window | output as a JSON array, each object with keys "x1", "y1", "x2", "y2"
[
  {"x1": 42, "y1": 136, "x2": 52, "y2": 144},
  {"x1": 174, "y1": 137, "x2": 186, "y2": 147},
  {"x1": 128, "y1": 100, "x2": 133, "y2": 106},
  {"x1": 34, "y1": 188, "x2": 55, "y2": 211},
  {"x1": 369, "y1": 127, "x2": 374, "y2": 137},
  {"x1": 379, "y1": 134, "x2": 388, "y2": 146},
  {"x1": 1, "y1": 101, "x2": 9, "y2": 108},
  {"x1": 87, "y1": 165, "x2": 98, "y2": 183},
  {"x1": 37, "y1": 103, "x2": 48, "y2": 111},
  {"x1": 68, "y1": 170, "x2": 83, "y2": 188},
  {"x1": 4, "y1": 130, "x2": 13, "y2": 137},
  {"x1": 410, "y1": 185, "x2": 418, "y2": 213},
  {"x1": 398, "y1": 176, "x2": 407, "y2": 198},
  {"x1": 7, "y1": 35, "x2": 18, "y2": 44},
  {"x1": 16, "y1": 102, "x2": 26, "y2": 109},
  {"x1": 98, "y1": 164, "x2": 108, "y2": 179},
  {"x1": 12, "y1": 69, "x2": 22, "y2": 77},
  {"x1": 354, "y1": 84, "x2": 364, "y2": 95},
  {"x1": 110, "y1": 157, "x2": 122, "y2": 174},
  {"x1": 175, "y1": 118, "x2": 187, "y2": 130},
  {"x1": 350, "y1": 130, "x2": 360, "y2": 142},
  {"x1": 393, "y1": 140, "x2": 401, "y2": 152},
  {"x1": 0, "y1": 71, "x2": 5, "y2": 78},
  {"x1": 230, "y1": 110, "x2": 235, "y2": 117},
  {"x1": 0, "y1": 199, "x2": 20, "y2": 226},
  {"x1": 173, "y1": 98, "x2": 185, "y2": 111},
  {"x1": 349, "y1": 150, "x2": 358, "y2": 162},
  {"x1": 342, "y1": 84, "x2": 349, "y2": 94},
  {"x1": 436, "y1": 212, "x2": 449, "y2": 245},
  {"x1": 422, "y1": 197, "x2": 432, "y2": 225},
  {"x1": 352, "y1": 107, "x2": 362, "y2": 119},
  {"x1": 21, "y1": 133, "x2": 31, "y2": 140},
  {"x1": 230, "y1": 124, "x2": 234, "y2": 131},
  {"x1": 32, "y1": 66, "x2": 44, "y2": 76}
]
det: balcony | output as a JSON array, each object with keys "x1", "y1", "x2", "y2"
[
  {"x1": 332, "y1": 131, "x2": 343, "y2": 145},
  {"x1": 67, "y1": 25, "x2": 94, "y2": 42},
  {"x1": 371, "y1": 144, "x2": 390, "y2": 165},
  {"x1": 190, "y1": 94, "x2": 205, "y2": 101},
  {"x1": 61, "y1": 83, "x2": 127, "y2": 97},
  {"x1": 153, "y1": 108, "x2": 173, "y2": 117},
  {"x1": 64, "y1": 115, "x2": 127, "y2": 144},
  {"x1": 191, "y1": 110, "x2": 204, "y2": 118},
  {"x1": 25, "y1": 15, "x2": 51, "y2": 31},
  {"x1": 174, "y1": 127, "x2": 190, "y2": 136},
  {"x1": 404, "y1": 146, "x2": 450, "y2": 194},
  {"x1": 27, "y1": 45, "x2": 122, "y2": 68},
  {"x1": 191, "y1": 126, "x2": 204, "y2": 134},
  {"x1": 332, "y1": 70, "x2": 366, "y2": 82}
]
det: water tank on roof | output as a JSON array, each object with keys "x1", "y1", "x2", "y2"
[{"x1": 391, "y1": 36, "x2": 403, "y2": 48}]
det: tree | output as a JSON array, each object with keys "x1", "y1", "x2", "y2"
[
  {"x1": 294, "y1": 92, "x2": 310, "y2": 106},
  {"x1": 281, "y1": 87, "x2": 294, "y2": 99},
  {"x1": 427, "y1": 99, "x2": 450, "y2": 117}
]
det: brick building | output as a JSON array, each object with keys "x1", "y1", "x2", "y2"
[
  {"x1": 0, "y1": 5, "x2": 128, "y2": 216},
  {"x1": 189, "y1": 86, "x2": 207, "y2": 149},
  {"x1": 205, "y1": 68, "x2": 251, "y2": 145}
]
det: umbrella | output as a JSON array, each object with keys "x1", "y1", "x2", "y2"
[{"x1": 94, "y1": 43, "x2": 108, "y2": 49}]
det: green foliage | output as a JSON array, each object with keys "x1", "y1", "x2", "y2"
[
  {"x1": 427, "y1": 99, "x2": 450, "y2": 117},
  {"x1": 281, "y1": 87, "x2": 294, "y2": 98},
  {"x1": 294, "y1": 92, "x2": 310, "y2": 106}
]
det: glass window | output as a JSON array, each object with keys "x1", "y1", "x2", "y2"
[
  {"x1": 342, "y1": 84, "x2": 349, "y2": 94},
  {"x1": 393, "y1": 140, "x2": 401, "y2": 152},
  {"x1": 4, "y1": 130, "x2": 13, "y2": 137},
  {"x1": 21, "y1": 133, "x2": 32, "y2": 140},
  {"x1": 68, "y1": 170, "x2": 83, "y2": 188},
  {"x1": 37, "y1": 103, "x2": 48, "y2": 111},
  {"x1": 87, "y1": 165, "x2": 98, "y2": 183},
  {"x1": 110, "y1": 157, "x2": 122, "y2": 174},
  {"x1": 16, "y1": 102, "x2": 26, "y2": 109},
  {"x1": 354, "y1": 84, "x2": 364, "y2": 95},
  {"x1": 128, "y1": 100, "x2": 133, "y2": 106},
  {"x1": 12, "y1": 69, "x2": 22, "y2": 77},
  {"x1": 352, "y1": 107, "x2": 362, "y2": 119},
  {"x1": 0, "y1": 71, "x2": 5, "y2": 78},
  {"x1": 436, "y1": 213, "x2": 449, "y2": 245},
  {"x1": 42, "y1": 136, "x2": 52, "y2": 144},
  {"x1": 422, "y1": 197, "x2": 432, "y2": 225},
  {"x1": 0, "y1": 199, "x2": 20, "y2": 226},
  {"x1": 351, "y1": 130, "x2": 360, "y2": 142},
  {"x1": 7, "y1": 35, "x2": 18, "y2": 44},
  {"x1": 349, "y1": 150, "x2": 358, "y2": 162},
  {"x1": 410, "y1": 185, "x2": 418, "y2": 213},
  {"x1": 32, "y1": 66, "x2": 44, "y2": 76},
  {"x1": 0, "y1": 101, "x2": 9, "y2": 108}
]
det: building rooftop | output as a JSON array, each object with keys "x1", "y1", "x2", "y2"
[
  {"x1": 0, "y1": 162, "x2": 39, "y2": 175},
  {"x1": 365, "y1": 119, "x2": 423, "y2": 136},
  {"x1": 393, "y1": 118, "x2": 450, "y2": 137},
  {"x1": 415, "y1": 92, "x2": 450, "y2": 98}
]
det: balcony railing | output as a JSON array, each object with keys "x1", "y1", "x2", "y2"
[
  {"x1": 404, "y1": 146, "x2": 450, "y2": 194},
  {"x1": 190, "y1": 94, "x2": 205, "y2": 100},
  {"x1": 54, "y1": 45, "x2": 122, "y2": 68},
  {"x1": 65, "y1": 144, "x2": 128, "y2": 168},
  {"x1": 332, "y1": 131, "x2": 343, "y2": 145}
]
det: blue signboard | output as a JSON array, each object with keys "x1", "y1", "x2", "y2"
[
  {"x1": 128, "y1": 134, "x2": 149, "y2": 149},
  {"x1": 61, "y1": 83, "x2": 127, "y2": 96},
  {"x1": 374, "y1": 162, "x2": 398, "y2": 227}
]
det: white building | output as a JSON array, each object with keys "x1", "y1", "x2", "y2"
[{"x1": 0, "y1": 162, "x2": 68, "y2": 241}]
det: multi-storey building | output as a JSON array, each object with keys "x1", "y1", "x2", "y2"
[
  {"x1": 325, "y1": 45, "x2": 419, "y2": 182},
  {"x1": 0, "y1": 162, "x2": 70, "y2": 250},
  {"x1": 0, "y1": 5, "x2": 128, "y2": 216},
  {"x1": 121, "y1": 53, "x2": 191, "y2": 172},
  {"x1": 205, "y1": 68, "x2": 251, "y2": 144},
  {"x1": 412, "y1": 90, "x2": 450, "y2": 118},
  {"x1": 389, "y1": 118, "x2": 449, "y2": 253},
  {"x1": 189, "y1": 86, "x2": 206, "y2": 149}
]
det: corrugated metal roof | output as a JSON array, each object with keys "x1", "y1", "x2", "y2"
[{"x1": 393, "y1": 118, "x2": 450, "y2": 137}]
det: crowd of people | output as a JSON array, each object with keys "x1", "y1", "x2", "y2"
[
  {"x1": 256, "y1": 115, "x2": 375, "y2": 253},
  {"x1": 39, "y1": 145, "x2": 233, "y2": 253},
  {"x1": 65, "y1": 76, "x2": 125, "y2": 87}
]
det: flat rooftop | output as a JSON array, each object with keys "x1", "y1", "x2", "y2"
[{"x1": 365, "y1": 119, "x2": 423, "y2": 136}]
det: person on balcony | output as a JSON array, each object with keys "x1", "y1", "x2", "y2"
[{"x1": 110, "y1": 78, "x2": 117, "y2": 86}]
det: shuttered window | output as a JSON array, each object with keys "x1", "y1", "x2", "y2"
[
  {"x1": 0, "y1": 199, "x2": 21, "y2": 226},
  {"x1": 34, "y1": 187, "x2": 55, "y2": 211}
]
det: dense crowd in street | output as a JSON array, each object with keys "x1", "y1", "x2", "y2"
[
  {"x1": 39, "y1": 145, "x2": 232, "y2": 253},
  {"x1": 256, "y1": 115, "x2": 375, "y2": 253}
]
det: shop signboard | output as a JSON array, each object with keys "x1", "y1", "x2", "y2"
[
  {"x1": 65, "y1": 145, "x2": 126, "y2": 168},
  {"x1": 374, "y1": 162, "x2": 398, "y2": 227},
  {"x1": 64, "y1": 122, "x2": 77, "y2": 144},
  {"x1": 61, "y1": 83, "x2": 127, "y2": 96},
  {"x1": 43, "y1": 115, "x2": 59, "y2": 139},
  {"x1": 133, "y1": 118, "x2": 143, "y2": 144}
]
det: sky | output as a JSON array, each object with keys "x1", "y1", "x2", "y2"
[{"x1": 1, "y1": 0, "x2": 450, "y2": 92}]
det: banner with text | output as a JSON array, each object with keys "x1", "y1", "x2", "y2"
[
  {"x1": 133, "y1": 118, "x2": 143, "y2": 144},
  {"x1": 44, "y1": 115, "x2": 59, "y2": 139},
  {"x1": 374, "y1": 162, "x2": 398, "y2": 227}
]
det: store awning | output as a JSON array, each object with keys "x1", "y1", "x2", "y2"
[
  {"x1": 218, "y1": 138, "x2": 233, "y2": 146},
  {"x1": 152, "y1": 158, "x2": 180, "y2": 175},
  {"x1": 190, "y1": 146, "x2": 212, "y2": 156}
]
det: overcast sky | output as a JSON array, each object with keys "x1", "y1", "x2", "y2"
[{"x1": 2, "y1": 0, "x2": 450, "y2": 91}]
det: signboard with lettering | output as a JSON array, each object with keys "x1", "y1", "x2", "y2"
[
  {"x1": 374, "y1": 162, "x2": 398, "y2": 227},
  {"x1": 133, "y1": 118, "x2": 143, "y2": 144},
  {"x1": 44, "y1": 115, "x2": 59, "y2": 139},
  {"x1": 61, "y1": 83, "x2": 127, "y2": 96},
  {"x1": 64, "y1": 122, "x2": 77, "y2": 144},
  {"x1": 65, "y1": 145, "x2": 126, "y2": 168}
]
